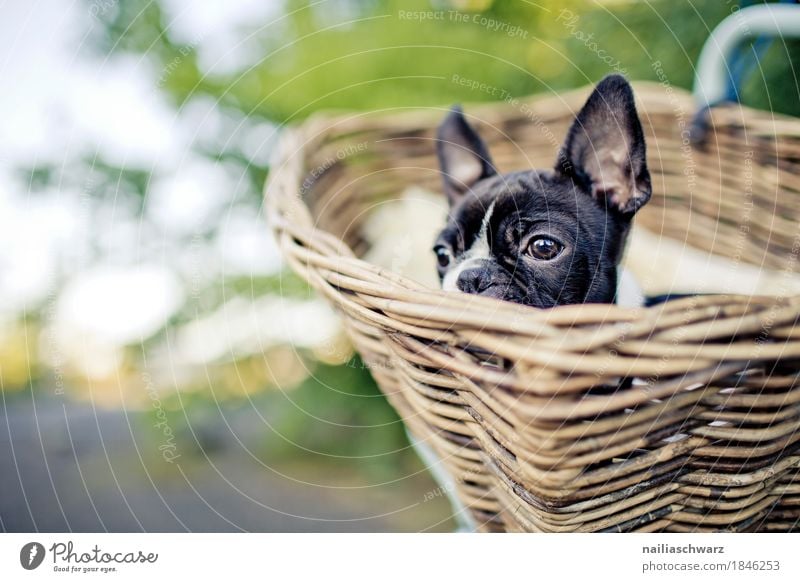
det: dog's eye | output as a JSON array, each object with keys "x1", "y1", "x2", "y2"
[
  {"x1": 528, "y1": 237, "x2": 563, "y2": 260},
  {"x1": 433, "y1": 245, "x2": 452, "y2": 268}
]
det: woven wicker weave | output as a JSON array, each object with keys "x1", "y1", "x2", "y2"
[{"x1": 265, "y1": 82, "x2": 800, "y2": 532}]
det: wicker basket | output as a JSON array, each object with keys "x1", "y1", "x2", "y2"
[{"x1": 265, "y1": 82, "x2": 800, "y2": 532}]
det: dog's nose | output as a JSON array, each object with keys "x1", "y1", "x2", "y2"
[{"x1": 456, "y1": 268, "x2": 492, "y2": 294}]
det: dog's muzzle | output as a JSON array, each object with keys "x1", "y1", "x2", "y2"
[{"x1": 452, "y1": 259, "x2": 521, "y2": 302}]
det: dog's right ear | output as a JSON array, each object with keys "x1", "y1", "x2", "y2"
[
  {"x1": 436, "y1": 105, "x2": 497, "y2": 207},
  {"x1": 556, "y1": 74, "x2": 651, "y2": 218}
]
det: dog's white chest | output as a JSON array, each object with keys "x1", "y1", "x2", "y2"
[{"x1": 616, "y1": 267, "x2": 644, "y2": 307}]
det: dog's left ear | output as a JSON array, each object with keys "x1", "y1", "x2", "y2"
[
  {"x1": 556, "y1": 74, "x2": 651, "y2": 217},
  {"x1": 436, "y1": 105, "x2": 497, "y2": 207}
]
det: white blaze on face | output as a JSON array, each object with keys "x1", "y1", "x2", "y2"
[{"x1": 442, "y1": 201, "x2": 496, "y2": 292}]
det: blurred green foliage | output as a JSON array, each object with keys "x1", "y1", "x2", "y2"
[
  {"x1": 93, "y1": 0, "x2": 800, "y2": 121},
  {"x1": 265, "y1": 358, "x2": 413, "y2": 477}
]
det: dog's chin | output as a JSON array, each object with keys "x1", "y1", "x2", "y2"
[
  {"x1": 486, "y1": 291, "x2": 567, "y2": 309},
  {"x1": 453, "y1": 283, "x2": 539, "y2": 307},
  {"x1": 474, "y1": 285, "x2": 511, "y2": 303}
]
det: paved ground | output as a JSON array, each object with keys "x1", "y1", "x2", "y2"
[{"x1": 0, "y1": 393, "x2": 454, "y2": 532}]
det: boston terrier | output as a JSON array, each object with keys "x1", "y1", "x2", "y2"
[{"x1": 433, "y1": 74, "x2": 650, "y2": 308}]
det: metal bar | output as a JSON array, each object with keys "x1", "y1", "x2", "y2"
[{"x1": 693, "y1": 3, "x2": 800, "y2": 108}]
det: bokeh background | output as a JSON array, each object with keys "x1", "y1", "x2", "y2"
[{"x1": 2, "y1": 0, "x2": 799, "y2": 532}]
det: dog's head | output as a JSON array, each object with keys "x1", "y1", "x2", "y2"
[{"x1": 433, "y1": 74, "x2": 651, "y2": 308}]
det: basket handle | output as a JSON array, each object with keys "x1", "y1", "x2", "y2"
[{"x1": 691, "y1": 2, "x2": 800, "y2": 141}]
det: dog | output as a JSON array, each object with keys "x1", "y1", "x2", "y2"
[
  {"x1": 433, "y1": 74, "x2": 651, "y2": 308},
  {"x1": 419, "y1": 75, "x2": 651, "y2": 531}
]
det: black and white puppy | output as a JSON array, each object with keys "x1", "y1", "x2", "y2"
[{"x1": 433, "y1": 74, "x2": 650, "y2": 308}]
